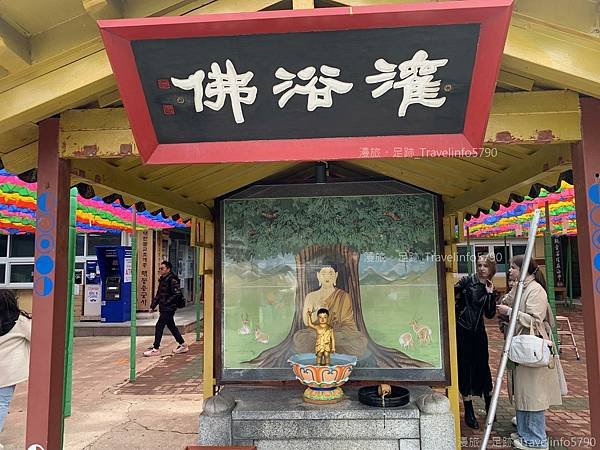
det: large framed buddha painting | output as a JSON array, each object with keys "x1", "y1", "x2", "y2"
[{"x1": 216, "y1": 180, "x2": 449, "y2": 383}]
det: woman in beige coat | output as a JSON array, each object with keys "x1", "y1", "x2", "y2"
[
  {"x1": 497, "y1": 255, "x2": 561, "y2": 450},
  {"x1": 0, "y1": 290, "x2": 31, "y2": 450}
]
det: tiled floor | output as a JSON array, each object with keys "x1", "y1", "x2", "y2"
[{"x1": 115, "y1": 337, "x2": 203, "y2": 396}]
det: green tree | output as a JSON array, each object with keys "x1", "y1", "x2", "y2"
[{"x1": 224, "y1": 193, "x2": 437, "y2": 368}]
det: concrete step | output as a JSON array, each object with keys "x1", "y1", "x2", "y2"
[{"x1": 74, "y1": 306, "x2": 201, "y2": 337}]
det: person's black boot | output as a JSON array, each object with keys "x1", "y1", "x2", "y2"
[
  {"x1": 484, "y1": 394, "x2": 497, "y2": 422},
  {"x1": 464, "y1": 400, "x2": 480, "y2": 429}
]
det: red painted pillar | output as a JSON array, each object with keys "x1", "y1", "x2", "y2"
[
  {"x1": 572, "y1": 98, "x2": 600, "y2": 442},
  {"x1": 25, "y1": 118, "x2": 71, "y2": 450}
]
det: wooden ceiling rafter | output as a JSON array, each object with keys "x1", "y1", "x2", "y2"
[
  {"x1": 444, "y1": 143, "x2": 572, "y2": 215},
  {"x1": 345, "y1": 159, "x2": 464, "y2": 197},
  {"x1": 174, "y1": 165, "x2": 257, "y2": 196},
  {"x1": 71, "y1": 159, "x2": 211, "y2": 218},
  {"x1": 105, "y1": 155, "x2": 143, "y2": 172},
  {"x1": 181, "y1": 162, "x2": 296, "y2": 201},
  {"x1": 388, "y1": 158, "x2": 480, "y2": 192},
  {"x1": 152, "y1": 165, "x2": 229, "y2": 191},
  {"x1": 191, "y1": 162, "x2": 300, "y2": 202},
  {"x1": 475, "y1": 148, "x2": 522, "y2": 168},
  {"x1": 496, "y1": 145, "x2": 536, "y2": 160},
  {"x1": 420, "y1": 157, "x2": 496, "y2": 181},
  {"x1": 408, "y1": 158, "x2": 487, "y2": 185}
]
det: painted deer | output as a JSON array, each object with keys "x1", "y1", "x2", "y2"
[
  {"x1": 398, "y1": 332, "x2": 414, "y2": 349},
  {"x1": 238, "y1": 313, "x2": 251, "y2": 335},
  {"x1": 410, "y1": 319, "x2": 432, "y2": 344}
]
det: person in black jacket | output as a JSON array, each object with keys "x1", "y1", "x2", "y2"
[
  {"x1": 143, "y1": 261, "x2": 188, "y2": 357},
  {"x1": 455, "y1": 253, "x2": 497, "y2": 429}
]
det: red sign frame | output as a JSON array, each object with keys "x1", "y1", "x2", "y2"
[{"x1": 99, "y1": 1, "x2": 513, "y2": 164}]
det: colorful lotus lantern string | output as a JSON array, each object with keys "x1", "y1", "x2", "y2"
[
  {"x1": 0, "y1": 170, "x2": 189, "y2": 234},
  {"x1": 464, "y1": 181, "x2": 576, "y2": 239}
]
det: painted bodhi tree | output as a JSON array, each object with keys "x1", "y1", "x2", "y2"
[{"x1": 223, "y1": 193, "x2": 437, "y2": 368}]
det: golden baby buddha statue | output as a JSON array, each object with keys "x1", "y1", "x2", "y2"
[{"x1": 306, "y1": 308, "x2": 336, "y2": 365}]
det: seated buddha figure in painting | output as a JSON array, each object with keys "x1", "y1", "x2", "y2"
[{"x1": 293, "y1": 262, "x2": 368, "y2": 358}]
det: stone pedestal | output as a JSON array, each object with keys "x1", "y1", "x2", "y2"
[{"x1": 198, "y1": 386, "x2": 455, "y2": 450}]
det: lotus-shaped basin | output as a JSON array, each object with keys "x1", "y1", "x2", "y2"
[{"x1": 288, "y1": 353, "x2": 357, "y2": 404}]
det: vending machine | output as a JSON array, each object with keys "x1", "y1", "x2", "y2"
[
  {"x1": 96, "y1": 246, "x2": 132, "y2": 323},
  {"x1": 83, "y1": 260, "x2": 102, "y2": 318}
]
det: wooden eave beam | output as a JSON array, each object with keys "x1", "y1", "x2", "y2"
[
  {"x1": 0, "y1": 122, "x2": 38, "y2": 154},
  {"x1": 444, "y1": 144, "x2": 572, "y2": 215},
  {"x1": 0, "y1": 142, "x2": 38, "y2": 174},
  {"x1": 97, "y1": 90, "x2": 121, "y2": 108},
  {"x1": 513, "y1": 0, "x2": 600, "y2": 37},
  {"x1": 503, "y1": 14, "x2": 600, "y2": 98},
  {"x1": 484, "y1": 91, "x2": 581, "y2": 145},
  {"x1": 59, "y1": 109, "x2": 138, "y2": 158},
  {"x1": 82, "y1": 0, "x2": 123, "y2": 19},
  {"x1": 48, "y1": 90, "x2": 582, "y2": 159},
  {"x1": 0, "y1": 18, "x2": 31, "y2": 72},
  {"x1": 0, "y1": 50, "x2": 115, "y2": 135},
  {"x1": 71, "y1": 159, "x2": 211, "y2": 219},
  {"x1": 497, "y1": 70, "x2": 534, "y2": 91}
]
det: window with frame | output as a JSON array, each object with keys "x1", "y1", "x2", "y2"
[
  {"x1": 457, "y1": 241, "x2": 528, "y2": 275},
  {"x1": 457, "y1": 245, "x2": 471, "y2": 274},
  {"x1": 492, "y1": 245, "x2": 508, "y2": 273},
  {"x1": 10, "y1": 234, "x2": 34, "y2": 257},
  {"x1": 0, "y1": 235, "x2": 7, "y2": 257},
  {"x1": 10, "y1": 264, "x2": 34, "y2": 283},
  {"x1": 512, "y1": 245, "x2": 526, "y2": 257},
  {"x1": 0, "y1": 232, "x2": 123, "y2": 288},
  {"x1": 87, "y1": 233, "x2": 122, "y2": 258}
]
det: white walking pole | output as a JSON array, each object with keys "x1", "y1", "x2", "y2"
[{"x1": 480, "y1": 209, "x2": 542, "y2": 449}]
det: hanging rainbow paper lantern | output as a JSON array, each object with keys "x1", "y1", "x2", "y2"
[
  {"x1": 0, "y1": 170, "x2": 190, "y2": 234},
  {"x1": 465, "y1": 181, "x2": 576, "y2": 238}
]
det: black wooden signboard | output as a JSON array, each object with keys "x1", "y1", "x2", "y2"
[{"x1": 132, "y1": 24, "x2": 479, "y2": 143}]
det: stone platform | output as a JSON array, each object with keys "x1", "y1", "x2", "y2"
[{"x1": 198, "y1": 386, "x2": 455, "y2": 450}]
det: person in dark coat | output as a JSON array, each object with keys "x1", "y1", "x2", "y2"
[
  {"x1": 143, "y1": 261, "x2": 188, "y2": 356},
  {"x1": 455, "y1": 253, "x2": 497, "y2": 429}
]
